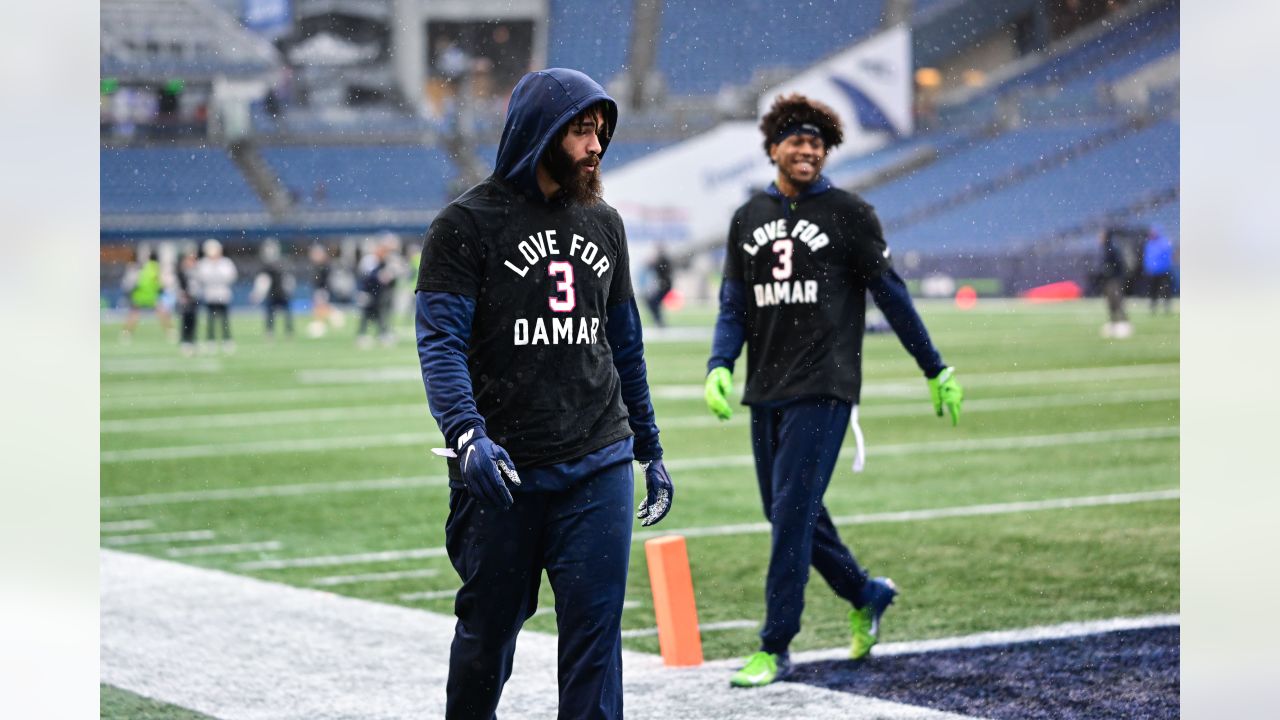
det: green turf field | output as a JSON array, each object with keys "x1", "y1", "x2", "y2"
[{"x1": 101, "y1": 299, "x2": 1178, "y2": 668}]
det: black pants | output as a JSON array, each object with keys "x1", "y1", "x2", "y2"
[
  {"x1": 205, "y1": 303, "x2": 231, "y2": 341},
  {"x1": 179, "y1": 303, "x2": 198, "y2": 344},
  {"x1": 265, "y1": 300, "x2": 293, "y2": 336},
  {"x1": 1148, "y1": 272, "x2": 1173, "y2": 311},
  {"x1": 751, "y1": 397, "x2": 869, "y2": 655},
  {"x1": 358, "y1": 299, "x2": 386, "y2": 336},
  {"x1": 444, "y1": 461, "x2": 633, "y2": 720}
]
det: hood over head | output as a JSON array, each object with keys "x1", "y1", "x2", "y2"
[{"x1": 493, "y1": 68, "x2": 618, "y2": 202}]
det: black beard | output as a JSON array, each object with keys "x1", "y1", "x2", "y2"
[{"x1": 545, "y1": 144, "x2": 603, "y2": 205}]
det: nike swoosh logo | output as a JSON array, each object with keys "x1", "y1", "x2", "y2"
[
  {"x1": 463, "y1": 445, "x2": 475, "y2": 472},
  {"x1": 742, "y1": 670, "x2": 771, "y2": 684}
]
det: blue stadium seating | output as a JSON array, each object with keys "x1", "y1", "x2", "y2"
[
  {"x1": 259, "y1": 144, "x2": 456, "y2": 211},
  {"x1": 101, "y1": 146, "x2": 264, "y2": 214},
  {"x1": 864, "y1": 121, "x2": 1118, "y2": 222},
  {"x1": 547, "y1": 0, "x2": 884, "y2": 95},
  {"x1": 884, "y1": 118, "x2": 1179, "y2": 253}
]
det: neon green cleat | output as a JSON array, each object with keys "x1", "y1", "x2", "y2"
[
  {"x1": 849, "y1": 577, "x2": 898, "y2": 660},
  {"x1": 729, "y1": 650, "x2": 790, "y2": 688}
]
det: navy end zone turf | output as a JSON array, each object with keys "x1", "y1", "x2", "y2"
[{"x1": 787, "y1": 625, "x2": 1178, "y2": 719}]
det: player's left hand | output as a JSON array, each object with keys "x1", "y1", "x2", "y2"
[
  {"x1": 927, "y1": 367, "x2": 964, "y2": 426},
  {"x1": 637, "y1": 458, "x2": 673, "y2": 526}
]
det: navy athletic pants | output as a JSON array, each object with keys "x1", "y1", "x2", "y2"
[
  {"x1": 751, "y1": 397, "x2": 870, "y2": 655},
  {"x1": 444, "y1": 460, "x2": 633, "y2": 720}
]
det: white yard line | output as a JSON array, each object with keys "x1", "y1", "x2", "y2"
[
  {"x1": 100, "y1": 361, "x2": 1177, "y2": 412},
  {"x1": 99, "y1": 386, "x2": 1178, "y2": 435},
  {"x1": 399, "y1": 589, "x2": 459, "y2": 602},
  {"x1": 101, "y1": 358, "x2": 223, "y2": 374},
  {"x1": 311, "y1": 568, "x2": 440, "y2": 587},
  {"x1": 101, "y1": 475, "x2": 447, "y2": 508},
  {"x1": 102, "y1": 549, "x2": 977, "y2": 719},
  {"x1": 102, "y1": 530, "x2": 215, "y2": 547},
  {"x1": 101, "y1": 404, "x2": 426, "y2": 433},
  {"x1": 100, "y1": 519, "x2": 155, "y2": 532},
  {"x1": 100, "y1": 421, "x2": 1176, "y2": 466},
  {"x1": 237, "y1": 489, "x2": 1178, "y2": 571},
  {"x1": 621, "y1": 619, "x2": 758, "y2": 639},
  {"x1": 101, "y1": 432, "x2": 432, "y2": 463},
  {"x1": 166, "y1": 541, "x2": 283, "y2": 558}
]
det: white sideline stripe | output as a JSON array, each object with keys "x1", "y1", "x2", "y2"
[
  {"x1": 659, "y1": 388, "x2": 1180, "y2": 428},
  {"x1": 621, "y1": 619, "x2": 758, "y2": 639},
  {"x1": 243, "y1": 546, "x2": 452, "y2": 571},
  {"x1": 238, "y1": 489, "x2": 1178, "y2": 572},
  {"x1": 102, "y1": 530, "x2": 215, "y2": 547},
  {"x1": 665, "y1": 426, "x2": 1178, "y2": 472},
  {"x1": 101, "y1": 432, "x2": 432, "y2": 463},
  {"x1": 650, "y1": 362, "x2": 1177, "y2": 401},
  {"x1": 757, "y1": 614, "x2": 1182, "y2": 669},
  {"x1": 100, "y1": 361, "x2": 1177, "y2": 413},
  {"x1": 101, "y1": 404, "x2": 426, "y2": 433},
  {"x1": 102, "y1": 358, "x2": 222, "y2": 374},
  {"x1": 100, "y1": 519, "x2": 155, "y2": 532},
  {"x1": 103, "y1": 549, "x2": 974, "y2": 719},
  {"x1": 166, "y1": 541, "x2": 283, "y2": 558},
  {"x1": 297, "y1": 367, "x2": 421, "y2": 384},
  {"x1": 634, "y1": 489, "x2": 1179, "y2": 542},
  {"x1": 100, "y1": 386, "x2": 1178, "y2": 435},
  {"x1": 100, "y1": 426, "x2": 1177, "y2": 511},
  {"x1": 101, "y1": 385, "x2": 406, "y2": 411},
  {"x1": 100, "y1": 421, "x2": 1176, "y2": 466},
  {"x1": 400, "y1": 589, "x2": 457, "y2": 601},
  {"x1": 101, "y1": 475, "x2": 447, "y2": 508},
  {"x1": 311, "y1": 568, "x2": 440, "y2": 587}
]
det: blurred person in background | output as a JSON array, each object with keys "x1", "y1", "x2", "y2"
[
  {"x1": 416, "y1": 68, "x2": 672, "y2": 720},
  {"x1": 1098, "y1": 225, "x2": 1141, "y2": 338},
  {"x1": 251, "y1": 239, "x2": 295, "y2": 341},
  {"x1": 355, "y1": 236, "x2": 397, "y2": 348},
  {"x1": 175, "y1": 245, "x2": 200, "y2": 356},
  {"x1": 644, "y1": 243, "x2": 674, "y2": 327},
  {"x1": 306, "y1": 243, "x2": 342, "y2": 337},
  {"x1": 705, "y1": 94, "x2": 964, "y2": 688},
  {"x1": 1142, "y1": 225, "x2": 1175, "y2": 314},
  {"x1": 120, "y1": 244, "x2": 172, "y2": 342},
  {"x1": 197, "y1": 238, "x2": 237, "y2": 353}
]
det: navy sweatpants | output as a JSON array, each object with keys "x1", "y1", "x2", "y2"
[
  {"x1": 751, "y1": 397, "x2": 870, "y2": 655},
  {"x1": 444, "y1": 460, "x2": 634, "y2": 720}
]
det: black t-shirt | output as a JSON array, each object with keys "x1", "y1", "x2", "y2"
[
  {"x1": 416, "y1": 178, "x2": 634, "y2": 468},
  {"x1": 723, "y1": 187, "x2": 892, "y2": 405}
]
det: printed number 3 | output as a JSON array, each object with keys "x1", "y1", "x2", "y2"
[
  {"x1": 772, "y1": 239, "x2": 793, "y2": 280},
  {"x1": 548, "y1": 260, "x2": 576, "y2": 312}
]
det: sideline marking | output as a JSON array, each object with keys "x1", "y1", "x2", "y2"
[
  {"x1": 102, "y1": 530, "x2": 215, "y2": 547},
  {"x1": 237, "y1": 489, "x2": 1178, "y2": 571},
  {"x1": 312, "y1": 568, "x2": 440, "y2": 587},
  {"x1": 101, "y1": 548, "x2": 1167, "y2": 720},
  {"x1": 101, "y1": 386, "x2": 1177, "y2": 434},
  {"x1": 621, "y1": 619, "x2": 758, "y2": 639},
  {"x1": 166, "y1": 541, "x2": 282, "y2": 558},
  {"x1": 100, "y1": 423, "x2": 1176, "y2": 465},
  {"x1": 102, "y1": 475, "x2": 447, "y2": 509},
  {"x1": 100, "y1": 519, "x2": 155, "y2": 532}
]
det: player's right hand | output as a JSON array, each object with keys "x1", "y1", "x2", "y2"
[
  {"x1": 456, "y1": 427, "x2": 521, "y2": 509},
  {"x1": 927, "y1": 367, "x2": 964, "y2": 426},
  {"x1": 705, "y1": 367, "x2": 734, "y2": 421}
]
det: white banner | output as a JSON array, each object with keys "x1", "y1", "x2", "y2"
[{"x1": 606, "y1": 26, "x2": 912, "y2": 250}]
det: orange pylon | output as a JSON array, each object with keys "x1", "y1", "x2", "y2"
[{"x1": 644, "y1": 535, "x2": 703, "y2": 666}]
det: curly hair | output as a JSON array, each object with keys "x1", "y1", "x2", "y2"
[{"x1": 758, "y1": 93, "x2": 844, "y2": 157}]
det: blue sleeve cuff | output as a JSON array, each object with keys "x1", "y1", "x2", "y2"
[
  {"x1": 416, "y1": 291, "x2": 484, "y2": 446},
  {"x1": 867, "y1": 269, "x2": 946, "y2": 378},
  {"x1": 605, "y1": 298, "x2": 663, "y2": 461},
  {"x1": 708, "y1": 278, "x2": 747, "y2": 374}
]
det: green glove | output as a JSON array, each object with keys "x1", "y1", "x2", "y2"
[
  {"x1": 705, "y1": 367, "x2": 734, "y2": 421},
  {"x1": 928, "y1": 367, "x2": 963, "y2": 426}
]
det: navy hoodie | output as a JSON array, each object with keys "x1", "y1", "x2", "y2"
[{"x1": 415, "y1": 68, "x2": 661, "y2": 486}]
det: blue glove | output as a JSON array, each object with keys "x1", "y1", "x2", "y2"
[
  {"x1": 456, "y1": 427, "x2": 521, "y2": 509},
  {"x1": 636, "y1": 458, "x2": 674, "y2": 526}
]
